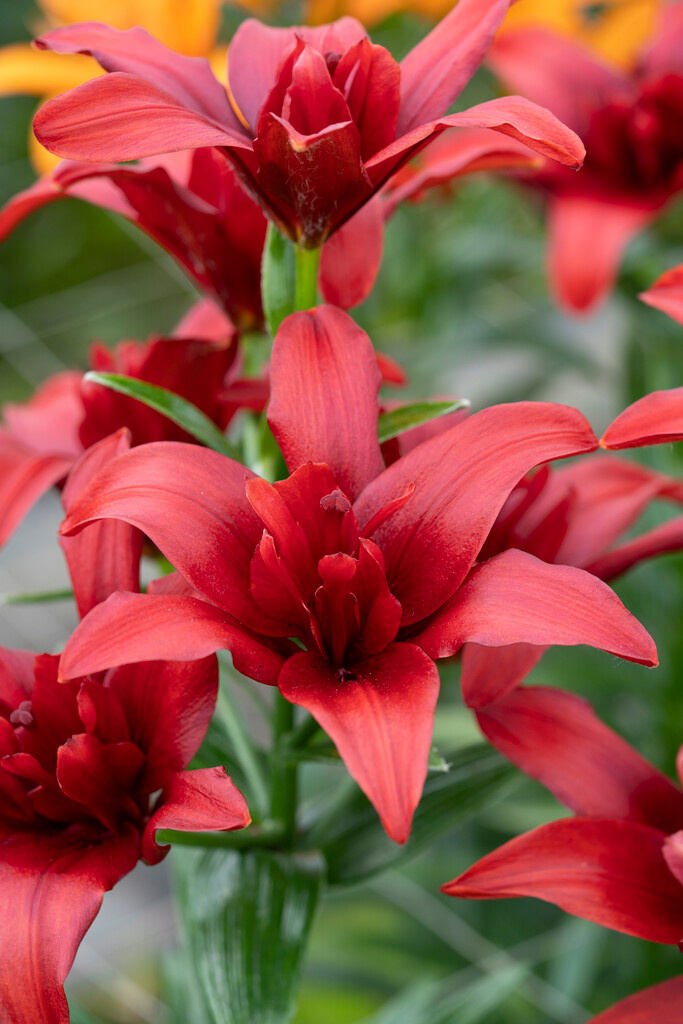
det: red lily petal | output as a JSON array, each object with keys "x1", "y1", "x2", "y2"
[
  {"x1": 382, "y1": 127, "x2": 540, "y2": 217},
  {"x1": 548, "y1": 195, "x2": 653, "y2": 314},
  {"x1": 643, "y1": 2, "x2": 683, "y2": 76},
  {"x1": 277, "y1": 643, "x2": 439, "y2": 843},
  {"x1": 640, "y1": 264, "x2": 683, "y2": 324},
  {"x1": 0, "y1": 827, "x2": 139, "y2": 1024},
  {"x1": 59, "y1": 441, "x2": 267, "y2": 625},
  {"x1": 268, "y1": 307, "x2": 384, "y2": 500},
  {"x1": 319, "y1": 197, "x2": 384, "y2": 309},
  {"x1": 397, "y1": 0, "x2": 509, "y2": 134},
  {"x1": 59, "y1": 592, "x2": 287, "y2": 686},
  {"x1": 3, "y1": 371, "x2": 84, "y2": 457},
  {"x1": 35, "y1": 22, "x2": 243, "y2": 130},
  {"x1": 601, "y1": 389, "x2": 683, "y2": 449},
  {"x1": 413, "y1": 549, "x2": 656, "y2": 666},
  {"x1": 460, "y1": 642, "x2": 545, "y2": 707},
  {"x1": 354, "y1": 402, "x2": 598, "y2": 624},
  {"x1": 333, "y1": 38, "x2": 400, "y2": 161},
  {"x1": 487, "y1": 28, "x2": 626, "y2": 133},
  {"x1": 0, "y1": 437, "x2": 73, "y2": 548},
  {"x1": 476, "y1": 686, "x2": 683, "y2": 832},
  {"x1": 60, "y1": 430, "x2": 142, "y2": 618},
  {"x1": 443, "y1": 817, "x2": 683, "y2": 945},
  {"x1": 142, "y1": 766, "x2": 250, "y2": 864},
  {"x1": 57, "y1": 734, "x2": 146, "y2": 832},
  {"x1": 34, "y1": 73, "x2": 250, "y2": 163},
  {"x1": 0, "y1": 647, "x2": 35, "y2": 713},
  {"x1": 590, "y1": 976, "x2": 683, "y2": 1024},
  {"x1": 587, "y1": 516, "x2": 683, "y2": 581},
  {"x1": 368, "y1": 96, "x2": 585, "y2": 192},
  {"x1": 282, "y1": 44, "x2": 352, "y2": 136},
  {"x1": 106, "y1": 655, "x2": 218, "y2": 792},
  {"x1": 173, "y1": 298, "x2": 236, "y2": 342}
]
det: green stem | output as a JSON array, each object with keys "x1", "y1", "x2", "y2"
[
  {"x1": 271, "y1": 691, "x2": 298, "y2": 842},
  {"x1": 286, "y1": 713, "x2": 321, "y2": 749},
  {"x1": 157, "y1": 820, "x2": 286, "y2": 850},
  {"x1": 0, "y1": 588, "x2": 74, "y2": 605},
  {"x1": 216, "y1": 681, "x2": 270, "y2": 822},
  {"x1": 294, "y1": 244, "x2": 321, "y2": 311}
]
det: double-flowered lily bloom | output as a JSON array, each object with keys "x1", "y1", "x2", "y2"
[
  {"x1": 58, "y1": 306, "x2": 656, "y2": 844},
  {"x1": 31, "y1": 0, "x2": 585, "y2": 248},
  {"x1": 0, "y1": 0, "x2": 229, "y2": 172},
  {"x1": 0, "y1": 429, "x2": 250, "y2": 1024},
  {"x1": 488, "y1": 2, "x2": 683, "y2": 312},
  {"x1": 0, "y1": 300, "x2": 261, "y2": 550}
]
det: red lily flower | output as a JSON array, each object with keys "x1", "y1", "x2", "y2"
[
  {"x1": 30, "y1": 2, "x2": 585, "y2": 248},
  {"x1": 0, "y1": 303, "x2": 263, "y2": 549},
  {"x1": 589, "y1": 976, "x2": 683, "y2": 1023},
  {"x1": 601, "y1": 387, "x2": 683, "y2": 450},
  {"x1": 442, "y1": 684, "x2": 683, "y2": 946},
  {"x1": 640, "y1": 264, "x2": 683, "y2": 324},
  {"x1": 0, "y1": 430, "x2": 250, "y2": 1023},
  {"x1": 57, "y1": 306, "x2": 656, "y2": 844},
  {"x1": 488, "y1": 4, "x2": 683, "y2": 312},
  {"x1": 461, "y1": 454, "x2": 683, "y2": 708}
]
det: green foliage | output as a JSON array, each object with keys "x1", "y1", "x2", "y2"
[
  {"x1": 377, "y1": 398, "x2": 470, "y2": 443},
  {"x1": 261, "y1": 223, "x2": 297, "y2": 336}
]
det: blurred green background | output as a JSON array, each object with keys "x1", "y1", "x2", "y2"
[{"x1": 2, "y1": 2, "x2": 683, "y2": 1023}]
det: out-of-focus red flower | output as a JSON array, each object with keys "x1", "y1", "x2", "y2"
[
  {"x1": 31, "y1": 3, "x2": 585, "y2": 249},
  {"x1": 0, "y1": 302, "x2": 260, "y2": 550},
  {"x1": 601, "y1": 386, "x2": 683, "y2": 450},
  {"x1": 0, "y1": 430, "x2": 250, "y2": 1024},
  {"x1": 443, "y1": 683, "x2": 683, "y2": 946},
  {"x1": 640, "y1": 264, "x2": 683, "y2": 324},
  {"x1": 589, "y1": 976, "x2": 683, "y2": 1023},
  {"x1": 488, "y1": 3, "x2": 683, "y2": 312},
  {"x1": 57, "y1": 306, "x2": 656, "y2": 844},
  {"x1": 461, "y1": 454, "x2": 683, "y2": 708}
]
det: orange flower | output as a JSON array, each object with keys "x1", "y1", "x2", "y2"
[{"x1": 0, "y1": 0, "x2": 229, "y2": 171}]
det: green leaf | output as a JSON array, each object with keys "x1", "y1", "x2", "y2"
[
  {"x1": 83, "y1": 372, "x2": 240, "y2": 459},
  {"x1": 377, "y1": 399, "x2": 470, "y2": 444},
  {"x1": 0, "y1": 588, "x2": 74, "y2": 605},
  {"x1": 368, "y1": 966, "x2": 527, "y2": 1024},
  {"x1": 261, "y1": 222, "x2": 296, "y2": 336},
  {"x1": 174, "y1": 847, "x2": 324, "y2": 1024},
  {"x1": 163, "y1": 949, "x2": 212, "y2": 1024},
  {"x1": 317, "y1": 744, "x2": 516, "y2": 886}
]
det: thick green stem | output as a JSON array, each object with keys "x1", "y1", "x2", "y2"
[
  {"x1": 157, "y1": 820, "x2": 286, "y2": 849},
  {"x1": 294, "y1": 244, "x2": 321, "y2": 311},
  {"x1": 271, "y1": 691, "x2": 298, "y2": 842},
  {"x1": 216, "y1": 681, "x2": 270, "y2": 822}
]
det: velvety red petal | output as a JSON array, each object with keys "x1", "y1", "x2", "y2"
[
  {"x1": 589, "y1": 976, "x2": 683, "y2": 1024},
  {"x1": 640, "y1": 264, "x2": 683, "y2": 324},
  {"x1": 268, "y1": 307, "x2": 384, "y2": 500},
  {"x1": 333, "y1": 38, "x2": 400, "y2": 160},
  {"x1": 487, "y1": 28, "x2": 625, "y2": 133},
  {"x1": 35, "y1": 22, "x2": 243, "y2": 130},
  {"x1": 548, "y1": 195, "x2": 653, "y2": 314},
  {"x1": 3, "y1": 371, "x2": 84, "y2": 457},
  {"x1": 601, "y1": 389, "x2": 683, "y2": 449},
  {"x1": 476, "y1": 686, "x2": 683, "y2": 832},
  {"x1": 142, "y1": 766, "x2": 250, "y2": 863},
  {"x1": 106, "y1": 655, "x2": 218, "y2": 792},
  {"x1": 460, "y1": 642, "x2": 545, "y2": 707},
  {"x1": 0, "y1": 827, "x2": 139, "y2": 1024},
  {"x1": 58, "y1": 592, "x2": 287, "y2": 686},
  {"x1": 397, "y1": 0, "x2": 509, "y2": 133},
  {"x1": 277, "y1": 643, "x2": 439, "y2": 843},
  {"x1": 354, "y1": 401, "x2": 598, "y2": 624},
  {"x1": 59, "y1": 441, "x2": 267, "y2": 625},
  {"x1": 34, "y1": 73, "x2": 251, "y2": 163},
  {"x1": 443, "y1": 817, "x2": 683, "y2": 945},
  {"x1": 56, "y1": 734, "x2": 146, "y2": 832},
  {"x1": 413, "y1": 549, "x2": 657, "y2": 666},
  {"x1": 319, "y1": 196, "x2": 384, "y2": 309},
  {"x1": 587, "y1": 516, "x2": 683, "y2": 581},
  {"x1": 0, "y1": 647, "x2": 35, "y2": 713},
  {"x1": 173, "y1": 298, "x2": 236, "y2": 342},
  {"x1": 60, "y1": 429, "x2": 142, "y2": 618},
  {"x1": 0, "y1": 437, "x2": 73, "y2": 548}
]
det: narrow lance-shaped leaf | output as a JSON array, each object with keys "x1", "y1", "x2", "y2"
[
  {"x1": 377, "y1": 399, "x2": 470, "y2": 443},
  {"x1": 83, "y1": 372, "x2": 241, "y2": 459},
  {"x1": 318, "y1": 744, "x2": 516, "y2": 886},
  {"x1": 174, "y1": 847, "x2": 324, "y2": 1024},
  {"x1": 261, "y1": 222, "x2": 296, "y2": 337}
]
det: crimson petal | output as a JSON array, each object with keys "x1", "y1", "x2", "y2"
[
  {"x1": 354, "y1": 402, "x2": 598, "y2": 624},
  {"x1": 460, "y1": 642, "x2": 545, "y2": 708},
  {"x1": 443, "y1": 817, "x2": 683, "y2": 944},
  {"x1": 319, "y1": 197, "x2": 384, "y2": 309},
  {"x1": 0, "y1": 437, "x2": 73, "y2": 548},
  {"x1": 277, "y1": 643, "x2": 439, "y2": 843},
  {"x1": 142, "y1": 766, "x2": 250, "y2": 863},
  {"x1": 601, "y1": 389, "x2": 683, "y2": 449},
  {"x1": 587, "y1": 516, "x2": 683, "y2": 581},
  {"x1": 590, "y1": 976, "x2": 683, "y2": 1024},
  {"x1": 268, "y1": 307, "x2": 384, "y2": 500},
  {"x1": 413, "y1": 549, "x2": 656, "y2": 667},
  {"x1": 640, "y1": 264, "x2": 683, "y2": 324},
  {"x1": 59, "y1": 592, "x2": 287, "y2": 686},
  {"x1": 476, "y1": 686, "x2": 683, "y2": 832},
  {"x1": 0, "y1": 828, "x2": 139, "y2": 1024}
]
